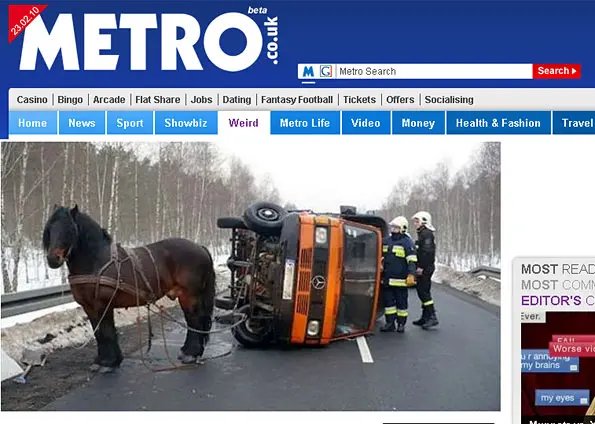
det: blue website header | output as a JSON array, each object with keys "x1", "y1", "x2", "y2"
[{"x1": 2, "y1": 0, "x2": 595, "y2": 138}]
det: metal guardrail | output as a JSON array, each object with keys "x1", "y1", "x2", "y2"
[
  {"x1": 0, "y1": 264, "x2": 502, "y2": 319},
  {"x1": 1, "y1": 284, "x2": 74, "y2": 318},
  {"x1": 468, "y1": 266, "x2": 501, "y2": 280}
]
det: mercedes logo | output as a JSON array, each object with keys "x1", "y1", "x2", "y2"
[{"x1": 311, "y1": 275, "x2": 326, "y2": 290}]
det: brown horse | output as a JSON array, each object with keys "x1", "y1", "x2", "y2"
[{"x1": 43, "y1": 204, "x2": 215, "y2": 373}]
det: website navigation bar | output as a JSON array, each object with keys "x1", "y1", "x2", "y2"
[
  {"x1": 8, "y1": 110, "x2": 595, "y2": 136},
  {"x1": 10, "y1": 88, "x2": 595, "y2": 111}
]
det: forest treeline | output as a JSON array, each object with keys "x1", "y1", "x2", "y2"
[
  {"x1": 1, "y1": 142, "x2": 282, "y2": 293},
  {"x1": 377, "y1": 142, "x2": 500, "y2": 269},
  {"x1": 1, "y1": 141, "x2": 500, "y2": 293}
]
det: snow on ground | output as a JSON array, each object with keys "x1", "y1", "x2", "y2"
[
  {"x1": 0, "y1": 264, "x2": 232, "y2": 368},
  {"x1": 445, "y1": 255, "x2": 501, "y2": 273},
  {"x1": 434, "y1": 264, "x2": 500, "y2": 307}
]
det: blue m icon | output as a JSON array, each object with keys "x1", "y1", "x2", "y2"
[{"x1": 302, "y1": 66, "x2": 314, "y2": 77}]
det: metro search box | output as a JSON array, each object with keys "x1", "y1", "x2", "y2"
[{"x1": 298, "y1": 64, "x2": 581, "y2": 80}]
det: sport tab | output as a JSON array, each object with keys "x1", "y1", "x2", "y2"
[
  {"x1": 532, "y1": 64, "x2": 581, "y2": 79},
  {"x1": 8, "y1": 4, "x2": 48, "y2": 43}
]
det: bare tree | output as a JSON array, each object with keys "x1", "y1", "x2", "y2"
[{"x1": 10, "y1": 142, "x2": 30, "y2": 292}]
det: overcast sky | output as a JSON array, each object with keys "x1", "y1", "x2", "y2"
[{"x1": 215, "y1": 138, "x2": 483, "y2": 212}]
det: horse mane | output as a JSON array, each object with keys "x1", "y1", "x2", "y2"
[{"x1": 43, "y1": 206, "x2": 112, "y2": 252}]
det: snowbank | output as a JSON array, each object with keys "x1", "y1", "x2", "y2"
[
  {"x1": 0, "y1": 264, "x2": 231, "y2": 370},
  {"x1": 433, "y1": 264, "x2": 500, "y2": 306}
]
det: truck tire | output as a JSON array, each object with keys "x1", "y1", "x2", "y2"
[
  {"x1": 217, "y1": 217, "x2": 248, "y2": 230},
  {"x1": 232, "y1": 305, "x2": 274, "y2": 348},
  {"x1": 242, "y1": 202, "x2": 287, "y2": 236}
]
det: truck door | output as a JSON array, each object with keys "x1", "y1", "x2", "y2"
[{"x1": 333, "y1": 222, "x2": 381, "y2": 339}]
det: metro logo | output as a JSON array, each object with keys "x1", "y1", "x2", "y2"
[{"x1": 19, "y1": 13, "x2": 264, "y2": 72}]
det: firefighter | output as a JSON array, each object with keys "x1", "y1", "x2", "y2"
[
  {"x1": 380, "y1": 216, "x2": 417, "y2": 333},
  {"x1": 411, "y1": 211, "x2": 439, "y2": 329}
]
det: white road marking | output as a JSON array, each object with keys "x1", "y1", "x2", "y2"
[{"x1": 356, "y1": 336, "x2": 374, "y2": 363}]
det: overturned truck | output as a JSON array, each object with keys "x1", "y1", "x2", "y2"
[{"x1": 216, "y1": 202, "x2": 388, "y2": 348}]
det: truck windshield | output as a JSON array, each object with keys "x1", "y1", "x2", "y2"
[{"x1": 334, "y1": 224, "x2": 378, "y2": 337}]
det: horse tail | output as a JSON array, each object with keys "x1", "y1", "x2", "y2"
[{"x1": 196, "y1": 245, "x2": 216, "y2": 345}]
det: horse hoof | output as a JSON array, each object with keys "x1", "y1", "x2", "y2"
[
  {"x1": 179, "y1": 354, "x2": 199, "y2": 364},
  {"x1": 98, "y1": 366, "x2": 116, "y2": 374},
  {"x1": 89, "y1": 364, "x2": 101, "y2": 372}
]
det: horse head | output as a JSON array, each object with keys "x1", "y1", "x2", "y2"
[{"x1": 43, "y1": 204, "x2": 80, "y2": 268}]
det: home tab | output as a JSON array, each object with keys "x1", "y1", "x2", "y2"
[{"x1": 8, "y1": 111, "x2": 58, "y2": 135}]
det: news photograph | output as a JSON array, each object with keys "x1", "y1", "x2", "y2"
[
  {"x1": 521, "y1": 312, "x2": 595, "y2": 424},
  {"x1": 1, "y1": 140, "x2": 500, "y2": 411}
]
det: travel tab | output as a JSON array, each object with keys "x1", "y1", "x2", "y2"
[{"x1": 552, "y1": 111, "x2": 595, "y2": 134}]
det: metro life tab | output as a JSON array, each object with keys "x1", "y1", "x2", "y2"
[{"x1": 1, "y1": 2, "x2": 595, "y2": 424}]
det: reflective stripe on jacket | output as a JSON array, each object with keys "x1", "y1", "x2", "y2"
[{"x1": 382, "y1": 232, "x2": 417, "y2": 286}]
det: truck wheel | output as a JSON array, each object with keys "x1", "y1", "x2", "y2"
[
  {"x1": 231, "y1": 305, "x2": 274, "y2": 348},
  {"x1": 217, "y1": 217, "x2": 248, "y2": 230},
  {"x1": 242, "y1": 202, "x2": 287, "y2": 236}
]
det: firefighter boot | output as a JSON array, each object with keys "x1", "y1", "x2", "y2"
[
  {"x1": 412, "y1": 310, "x2": 426, "y2": 326},
  {"x1": 396, "y1": 315, "x2": 406, "y2": 333},
  {"x1": 380, "y1": 314, "x2": 396, "y2": 332},
  {"x1": 422, "y1": 306, "x2": 439, "y2": 330}
]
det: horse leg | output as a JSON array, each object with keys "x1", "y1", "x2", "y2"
[
  {"x1": 83, "y1": 307, "x2": 104, "y2": 372},
  {"x1": 178, "y1": 294, "x2": 213, "y2": 364},
  {"x1": 95, "y1": 308, "x2": 123, "y2": 373}
]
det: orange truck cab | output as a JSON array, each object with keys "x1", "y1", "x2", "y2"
[{"x1": 216, "y1": 202, "x2": 388, "y2": 348}]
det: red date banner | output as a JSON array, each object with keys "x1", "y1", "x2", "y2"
[{"x1": 8, "y1": 4, "x2": 48, "y2": 43}]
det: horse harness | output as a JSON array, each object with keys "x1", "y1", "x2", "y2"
[{"x1": 68, "y1": 242, "x2": 160, "y2": 305}]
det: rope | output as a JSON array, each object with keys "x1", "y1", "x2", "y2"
[{"x1": 65, "y1": 242, "x2": 245, "y2": 373}]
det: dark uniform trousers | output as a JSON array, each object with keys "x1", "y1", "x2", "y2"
[
  {"x1": 415, "y1": 225, "x2": 437, "y2": 319},
  {"x1": 382, "y1": 233, "x2": 416, "y2": 326},
  {"x1": 383, "y1": 285, "x2": 409, "y2": 325},
  {"x1": 416, "y1": 265, "x2": 436, "y2": 316}
]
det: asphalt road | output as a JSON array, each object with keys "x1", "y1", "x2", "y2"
[{"x1": 43, "y1": 284, "x2": 500, "y2": 411}]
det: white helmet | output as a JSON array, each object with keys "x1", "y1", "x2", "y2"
[
  {"x1": 389, "y1": 216, "x2": 408, "y2": 233},
  {"x1": 412, "y1": 211, "x2": 435, "y2": 231}
]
